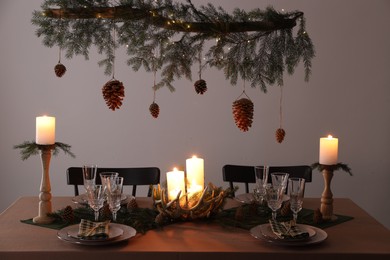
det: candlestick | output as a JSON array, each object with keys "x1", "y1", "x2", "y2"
[
  {"x1": 33, "y1": 146, "x2": 54, "y2": 224},
  {"x1": 319, "y1": 135, "x2": 338, "y2": 165},
  {"x1": 166, "y1": 168, "x2": 185, "y2": 201},
  {"x1": 36, "y1": 116, "x2": 56, "y2": 145},
  {"x1": 320, "y1": 166, "x2": 337, "y2": 221},
  {"x1": 186, "y1": 156, "x2": 204, "y2": 195}
]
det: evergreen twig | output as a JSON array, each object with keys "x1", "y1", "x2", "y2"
[
  {"x1": 14, "y1": 141, "x2": 76, "y2": 161},
  {"x1": 311, "y1": 162, "x2": 353, "y2": 176}
]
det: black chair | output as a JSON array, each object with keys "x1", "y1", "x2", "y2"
[
  {"x1": 222, "y1": 164, "x2": 312, "y2": 196},
  {"x1": 67, "y1": 167, "x2": 160, "y2": 197}
]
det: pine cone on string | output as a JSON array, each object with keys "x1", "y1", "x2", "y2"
[
  {"x1": 61, "y1": 205, "x2": 74, "y2": 223},
  {"x1": 280, "y1": 201, "x2": 292, "y2": 216},
  {"x1": 275, "y1": 128, "x2": 286, "y2": 143},
  {"x1": 194, "y1": 79, "x2": 207, "y2": 94},
  {"x1": 102, "y1": 79, "x2": 125, "y2": 111},
  {"x1": 232, "y1": 98, "x2": 254, "y2": 132},
  {"x1": 100, "y1": 203, "x2": 112, "y2": 220},
  {"x1": 149, "y1": 102, "x2": 160, "y2": 118},
  {"x1": 54, "y1": 63, "x2": 66, "y2": 77}
]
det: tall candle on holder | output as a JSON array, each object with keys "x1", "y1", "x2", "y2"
[
  {"x1": 319, "y1": 135, "x2": 338, "y2": 165},
  {"x1": 36, "y1": 116, "x2": 55, "y2": 145},
  {"x1": 186, "y1": 155, "x2": 204, "y2": 194},
  {"x1": 166, "y1": 167, "x2": 185, "y2": 201}
]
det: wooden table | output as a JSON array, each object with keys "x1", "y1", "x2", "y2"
[{"x1": 0, "y1": 196, "x2": 389, "y2": 260}]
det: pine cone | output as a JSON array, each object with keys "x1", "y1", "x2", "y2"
[
  {"x1": 275, "y1": 128, "x2": 286, "y2": 143},
  {"x1": 280, "y1": 201, "x2": 292, "y2": 216},
  {"x1": 54, "y1": 63, "x2": 66, "y2": 77},
  {"x1": 232, "y1": 98, "x2": 254, "y2": 132},
  {"x1": 102, "y1": 79, "x2": 125, "y2": 111},
  {"x1": 61, "y1": 205, "x2": 74, "y2": 222},
  {"x1": 313, "y1": 208, "x2": 323, "y2": 224},
  {"x1": 155, "y1": 213, "x2": 168, "y2": 225},
  {"x1": 194, "y1": 79, "x2": 207, "y2": 94},
  {"x1": 149, "y1": 102, "x2": 160, "y2": 118},
  {"x1": 127, "y1": 197, "x2": 138, "y2": 211},
  {"x1": 100, "y1": 203, "x2": 112, "y2": 220},
  {"x1": 235, "y1": 205, "x2": 244, "y2": 221}
]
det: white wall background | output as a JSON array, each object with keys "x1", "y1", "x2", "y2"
[{"x1": 0, "y1": 0, "x2": 389, "y2": 229}]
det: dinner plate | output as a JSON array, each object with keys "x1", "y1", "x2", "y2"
[
  {"x1": 235, "y1": 193, "x2": 289, "y2": 204},
  {"x1": 67, "y1": 225, "x2": 124, "y2": 241},
  {"x1": 57, "y1": 223, "x2": 136, "y2": 246},
  {"x1": 72, "y1": 193, "x2": 131, "y2": 205},
  {"x1": 250, "y1": 224, "x2": 327, "y2": 246}
]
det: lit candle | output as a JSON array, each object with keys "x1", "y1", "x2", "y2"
[
  {"x1": 166, "y1": 167, "x2": 185, "y2": 201},
  {"x1": 319, "y1": 135, "x2": 338, "y2": 165},
  {"x1": 186, "y1": 155, "x2": 204, "y2": 194},
  {"x1": 36, "y1": 116, "x2": 56, "y2": 145}
]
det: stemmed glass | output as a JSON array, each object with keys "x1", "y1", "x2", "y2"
[
  {"x1": 253, "y1": 166, "x2": 269, "y2": 204},
  {"x1": 82, "y1": 164, "x2": 97, "y2": 192},
  {"x1": 288, "y1": 178, "x2": 305, "y2": 224},
  {"x1": 265, "y1": 184, "x2": 284, "y2": 220},
  {"x1": 271, "y1": 172, "x2": 289, "y2": 192},
  {"x1": 86, "y1": 185, "x2": 105, "y2": 221},
  {"x1": 106, "y1": 176, "x2": 124, "y2": 221}
]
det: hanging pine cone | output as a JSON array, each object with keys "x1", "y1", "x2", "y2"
[
  {"x1": 149, "y1": 102, "x2": 160, "y2": 118},
  {"x1": 275, "y1": 128, "x2": 286, "y2": 143},
  {"x1": 54, "y1": 63, "x2": 66, "y2": 77},
  {"x1": 99, "y1": 203, "x2": 112, "y2": 220},
  {"x1": 127, "y1": 197, "x2": 138, "y2": 211},
  {"x1": 61, "y1": 205, "x2": 74, "y2": 223},
  {"x1": 102, "y1": 79, "x2": 125, "y2": 111},
  {"x1": 232, "y1": 98, "x2": 254, "y2": 132},
  {"x1": 194, "y1": 79, "x2": 207, "y2": 94}
]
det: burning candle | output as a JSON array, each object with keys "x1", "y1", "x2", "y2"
[
  {"x1": 186, "y1": 155, "x2": 204, "y2": 194},
  {"x1": 166, "y1": 167, "x2": 185, "y2": 201},
  {"x1": 319, "y1": 135, "x2": 338, "y2": 165},
  {"x1": 36, "y1": 116, "x2": 56, "y2": 145}
]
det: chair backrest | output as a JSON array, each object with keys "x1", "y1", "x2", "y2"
[
  {"x1": 222, "y1": 164, "x2": 312, "y2": 196},
  {"x1": 67, "y1": 167, "x2": 160, "y2": 197}
]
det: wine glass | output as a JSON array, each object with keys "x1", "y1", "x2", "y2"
[
  {"x1": 253, "y1": 166, "x2": 269, "y2": 204},
  {"x1": 265, "y1": 184, "x2": 284, "y2": 220},
  {"x1": 106, "y1": 176, "x2": 124, "y2": 221},
  {"x1": 288, "y1": 178, "x2": 305, "y2": 224},
  {"x1": 271, "y1": 172, "x2": 289, "y2": 193},
  {"x1": 86, "y1": 185, "x2": 105, "y2": 221},
  {"x1": 99, "y1": 172, "x2": 119, "y2": 194},
  {"x1": 82, "y1": 164, "x2": 97, "y2": 192}
]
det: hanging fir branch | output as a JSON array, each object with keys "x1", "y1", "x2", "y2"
[
  {"x1": 14, "y1": 141, "x2": 76, "y2": 161},
  {"x1": 31, "y1": 0, "x2": 315, "y2": 92}
]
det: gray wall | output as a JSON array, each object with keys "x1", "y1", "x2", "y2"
[{"x1": 1, "y1": 0, "x2": 389, "y2": 229}]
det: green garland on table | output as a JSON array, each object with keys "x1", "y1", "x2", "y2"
[
  {"x1": 14, "y1": 141, "x2": 76, "y2": 160},
  {"x1": 311, "y1": 162, "x2": 353, "y2": 176}
]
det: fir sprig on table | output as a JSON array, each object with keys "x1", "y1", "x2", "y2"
[{"x1": 14, "y1": 141, "x2": 76, "y2": 160}]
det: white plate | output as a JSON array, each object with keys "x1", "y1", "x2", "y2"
[
  {"x1": 57, "y1": 223, "x2": 136, "y2": 246},
  {"x1": 72, "y1": 193, "x2": 131, "y2": 205},
  {"x1": 235, "y1": 193, "x2": 289, "y2": 204},
  {"x1": 67, "y1": 225, "x2": 124, "y2": 241},
  {"x1": 250, "y1": 224, "x2": 327, "y2": 246}
]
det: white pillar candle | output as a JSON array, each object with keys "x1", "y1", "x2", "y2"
[
  {"x1": 186, "y1": 155, "x2": 204, "y2": 194},
  {"x1": 319, "y1": 135, "x2": 338, "y2": 165},
  {"x1": 36, "y1": 116, "x2": 56, "y2": 145},
  {"x1": 166, "y1": 167, "x2": 185, "y2": 201}
]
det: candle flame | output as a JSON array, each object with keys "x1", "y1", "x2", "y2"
[
  {"x1": 192, "y1": 155, "x2": 197, "y2": 159},
  {"x1": 173, "y1": 167, "x2": 178, "y2": 171},
  {"x1": 327, "y1": 135, "x2": 333, "y2": 139}
]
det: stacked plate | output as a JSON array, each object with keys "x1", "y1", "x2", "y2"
[
  {"x1": 250, "y1": 223, "x2": 327, "y2": 246},
  {"x1": 57, "y1": 223, "x2": 136, "y2": 246}
]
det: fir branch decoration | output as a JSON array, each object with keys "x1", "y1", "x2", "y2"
[
  {"x1": 14, "y1": 141, "x2": 76, "y2": 161},
  {"x1": 31, "y1": 0, "x2": 315, "y2": 92},
  {"x1": 311, "y1": 162, "x2": 353, "y2": 176}
]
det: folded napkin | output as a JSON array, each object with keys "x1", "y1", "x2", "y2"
[
  {"x1": 269, "y1": 219, "x2": 309, "y2": 240},
  {"x1": 77, "y1": 219, "x2": 110, "y2": 240}
]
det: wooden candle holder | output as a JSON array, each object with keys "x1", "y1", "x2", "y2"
[{"x1": 320, "y1": 166, "x2": 337, "y2": 221}]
